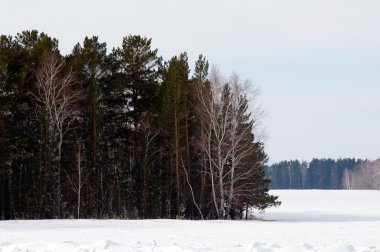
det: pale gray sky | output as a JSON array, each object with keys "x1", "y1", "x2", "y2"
[{"x1": 1, "y1": 0, "x2": 379, "y2": 163}]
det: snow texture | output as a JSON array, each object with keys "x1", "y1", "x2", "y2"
[{"x1": 0, "y1": 190, "x2": 380, "y2": 252}]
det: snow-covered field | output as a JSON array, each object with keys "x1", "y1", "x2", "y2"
[{"x1": 1, "y1": 190, "x2": 380, "y2": 252}]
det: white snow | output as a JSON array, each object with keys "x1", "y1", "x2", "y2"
[{"x1": 1, "y1": 190, "x2": 380, "y2": 252}]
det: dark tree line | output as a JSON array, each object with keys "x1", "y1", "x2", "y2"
[
  {"x1": 265, "y1": 158, "x2": 364, "y2": 189},
  {"x1": 0, "y1": 30, "x2": 279, "y2": 220}
]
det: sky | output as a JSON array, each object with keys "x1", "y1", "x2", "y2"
[{"x1": 1, "y1": 0, "x2": 379, "y2": 163}]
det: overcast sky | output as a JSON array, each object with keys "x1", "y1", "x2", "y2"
[{"x1": 1, "y1": 0, "x2": 379, "y2": 163}]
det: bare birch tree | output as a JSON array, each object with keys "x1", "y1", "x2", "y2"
[
  {"x1": 137, "y1": 112, "x2": 159, "y2": 217},
  {"x1": 34, "y1": 52, "x2": 81, "y2": 217},
  {"x1": 224, "y1": 73, "x2": 266, "y2": 217},
  {"x1": 351, "y1": 159, "x2": 380, "y2": 190},
  {"x1": 194, "y1": 67, "x2": 224, "y2": 218},
  {"x1": 65, "y1": 141, "x2": 87, "y2": 219},
  {"x1": 342, "y1": 168, "x2": 352, "y2": 189},
  {"x1": 194, "y1": 67, "x2": 267, "y2": 219}
]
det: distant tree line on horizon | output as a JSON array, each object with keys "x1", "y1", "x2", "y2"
[
  {"x1": 0, "y1": 30, "x2": 279, "y2": 220},
  {"x1": 266, "y1": 158, "x2": 380, "y2": 190}
]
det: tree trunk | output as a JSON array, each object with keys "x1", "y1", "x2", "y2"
[
  {"x1": 77, "y1": 142, "x2": 81, "y2": 219},
  {"x1": 91, "y1": 96, "x2": 98, "y2": 215},
  {"x1": 227, "y1": 155, "x2": 236, "y2": 219},
  {"x1": 56, "y1": 132, "x2": 63, "y2": 217},
  {"x1": 200, "y1": 154, "x2": 205, "y2": 212},
  {"x1": 208, "y1": 127, "x2": 219, "y2": 218},
  {"x1": 217, "y1": 145, "x2": 225, "y2": 219},
  {"x1": 142, "y1": 135, "x2": 148, "y2": 218},
  {"x1": 174, "y1": 91, "x2": 180, "y2": 212},
  {"x1": 185, "y1": 114, "x2": 190, "y2": 182},
  {"x1": 4, "y1": 166, "x2": 12, "y2": 220}
]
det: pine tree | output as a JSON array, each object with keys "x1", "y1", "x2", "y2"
[
  {"x1": 0, "y1": 31, "x2": 60, "y2": 219},
  {"x1": 69, "y1": 36, "x2": 109, "y2": 216},
  {"x1": 159, "y1": 52, "x2": 192, "y2": 217},
  {"x1": 109, "y1": 35, "x2": 160, "y2": 218}
]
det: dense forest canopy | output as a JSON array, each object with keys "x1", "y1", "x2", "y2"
[
  {"x1": 266, "y1": 158, "x2": 380, "y2": 190},
  {"x1": 0, "y1": 30, "x2": 279, "y2": 220}
]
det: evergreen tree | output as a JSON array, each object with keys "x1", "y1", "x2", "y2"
[
  {"x1": 190, "y1": 55, "x2": 209, "y2": 218},
  {"x1": 69, "y1": 36, "x2": 109, "y2": 216},
  {"x1": 0, "y1": 30, "x2": 59, "y2": 219},
  {"x1": 111, "y1": 35, "x2": 160, "y2": 218},
  {"x1": 160, "y1": 52, "x2": 191, "y2": 217}
]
